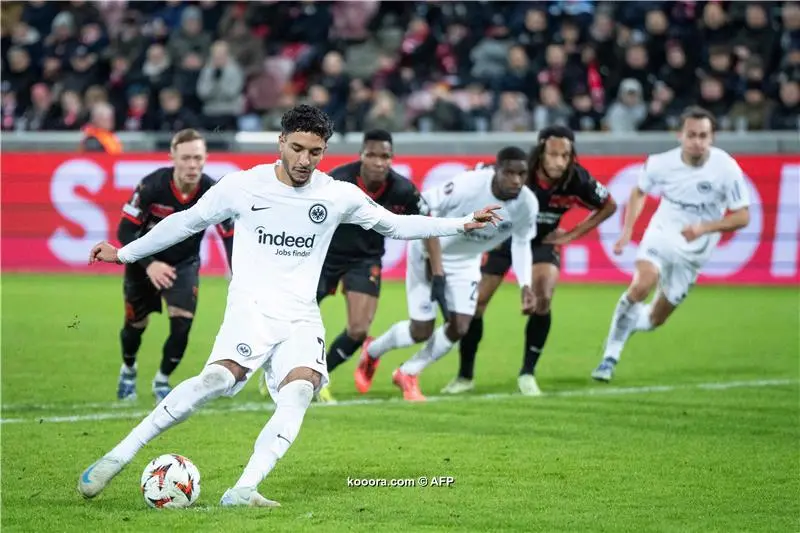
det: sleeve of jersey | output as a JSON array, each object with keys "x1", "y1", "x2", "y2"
[
  {"x1": 117, "y1": 175, "x2": 239, "y2": 264},
  {"x1": 509, "y1": 196, "x2": 538, "y2": 288},
  {"x1": 726, "y1": 161, "x2": 751, "y2": 211},
  {"x1": 343, "y1": 186, "x2": 471, "y2": 240},
  {"x1": 637, "y1": 157, "x2": 656, "y2": 193},
  {"x1": 579, "y1": 174, "x2": 612, "y2": 209}
]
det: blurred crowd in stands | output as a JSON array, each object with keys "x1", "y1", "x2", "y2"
[{"x1": 1, "y1": 0, "x2": 798, "y2": 135}]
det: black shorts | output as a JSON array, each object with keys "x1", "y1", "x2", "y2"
[
  {"x1": 123, "y1": 258, "x2": 200, "y2": 322},
  {"x1": 317, "y1": 257, "x2": 381, "y2": 302},
  {"x1": 480, "y1": 239, "x2": 561, "y2": 277}
]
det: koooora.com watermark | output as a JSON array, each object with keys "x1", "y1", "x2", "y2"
[{"x1": 346, "y1": 476, "x2": 455, "y2": 488}]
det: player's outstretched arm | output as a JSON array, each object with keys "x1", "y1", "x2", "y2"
[
  {"x1": 90, "y1": 174, "x2": 239, "y2": 265},
  {"x1": 371, "y1": 205, "x2": 502, "y2": 239}
]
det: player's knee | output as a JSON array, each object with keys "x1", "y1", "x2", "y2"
[
  {"x1": 277, "y1": 379, "x2": 314, "y2": 409},
  {"x1": 533, "y1": 292, "x2": 553, "y2": 314},
  {"x1": 345, "y1": 323, "x2": 370, "y2": 342},
  {"x1": 444, "y1": 317, "x2": 472, "y2": 340},
  {"x1": 167, "y1": 306, "x2": 194, "y2": 319},
  {"x1": 409, "y1": 321, "x2": 434, "y2": 343},
  {"x1": 195, "y1": 364, "x2": 237, "y2": 401},
  {"x1": 128, "y1": 317, "x2": 149, "y2": 329},
  {"x1": 280, "y1": 367, "x2": 322, "y2": 391},
  {"x1": 627, "y1": 283, "x2": 651, "y2": 302}
]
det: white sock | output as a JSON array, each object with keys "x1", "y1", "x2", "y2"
[
  {"x1": 633, "y1": 304, "x2": 654, "y2": 332},
  {"x1": 108, "y1": 365, "x2": 235, "y2": 463},
  {"x1": 234, "y1": 379, "x2": 314, "y2": 489},
  {"x1": 153, "y1": 370, "x2": 169, "y2": 384},
  {"x1": 367, "y1": 320, "x2": 415, "y2": 360},
  {"x1": 603, "y1": 293, "x2": 640, "y2": 362},
  {"x1": 399, "y1": 326, "x2": 454, "y2": 376}
]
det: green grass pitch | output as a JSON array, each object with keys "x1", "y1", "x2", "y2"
[{"x1": 1, "y1": 274, "x2": 798, "y2": 532}]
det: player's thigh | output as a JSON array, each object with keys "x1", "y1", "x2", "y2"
[
  {"x1": 205, "y1": 298, "x2": 288, "y2": 396},
  {"x1": 406, "y1": 254, "x2": 436, "y2": 322},
  {"x1": 650, "y1": 290, "x2": 678, "y2": 327},
  {"x1": 444, "y1": 268, "x2": 481, "y2": 319},
  {"x1": 264, "y1": 324, "x2": 328, "y2": 400},
  {"x1": 658, "y1": 259, "x2": 698, "y2": 311},
  {"x1": 532, "y1": 244, "x2": 561, "y2": 296},
  {"x1": 162, "y1": 260, "x2": 199, "y2": 316},
  {"x1": 342, "y1": 260, "x2": 381, "y2": 328},
  {"x1": 475, "y1": 273, "x2": 504, "y2": 317},
  {"x1": 123, "y1": 267, "x2": 161, "y2": 323}
]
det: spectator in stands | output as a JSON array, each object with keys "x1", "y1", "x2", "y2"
[
  {"x1": 61, "y1": 45, "x2": 99, "y2": 95},
  {"x1": 729, "y1": 82, "x2": 774, "y2": 131},
  {"x1": 19, "y1": 83, "x2": 59, "y2": 131},
  {"x1": 342, "y1": 78, "x2": 373, "y2": 132},
  {"x1": 733, "y1": 3, "x2": 777, "y2": 72},
  {"x1": 167, "y1": 6, "x2": 211, "y2": 62},
  {"x1": 123, "y1": 86, "x2": 156, "y2": 132},
  {"x1": 516, "y1": 6, "x2": 549, "y2": 66},
  {"x1": 219, "y1": 14, "x2": 265, "y2": 79},
  {"x1": 55, "y1": 89, "x2": 84, "y2": 130},
  {"x1": 492, "y1": 91, "x2": 532, "y2": 132},
  {"x1": 157, "y1": 87, "x2": 201, "y2": 132},
  {"x1": 569, "y1": 88, "x2": 603, "y2": 131},
  {"x1": 141, "y1": 44, "x2": 173, "y2": 99},
  {"x1": 605, "y1": 78, "x2": 647, "y2": 132},
  {"x1": 639, "y1": 82, "x2": 681, "y2": 131},
  {"x1": 768, "y1": 80, "x2": 800, "y2": 130},
  {"x1": 81, "y1": 101, "x2": 121, "y2": 153},
  {"x1": 1, "y1": 83, "x2": 19, "y2": 131},
  {"x1": 644, "y1": 9, "x2": 669, "y2": 72},
  {"x1": 533, "y1": 83, "x2": 571, "y2": 131},
  {"x1": 5, "y1": 47, "x2": 35, "y2": 111},
  {"x1": 698, "y1": 76, "x2": 733, "y2": 129},
  {"x1": 196, "y1": 40, "x2": 243, "y2": 130},
  {"x1": 314, "y1": 51, "x2": 350, "y2": 127},
  {"x1": 363, "y1": 90, "x2": 405, "y2": 132},
  {"x1": 537, "y1": 43, "x2": 585, "y2": 101},
  {"x1": 657, "y1": 42, "x2": 695, "y2": 109},
  {"x1": 495, "y1": 45, "x2": 538, "y2": 104},
  {"x1": 416, "y1": 83, "x2": 468, "y2": 132},
  {"x1": 105, "y1": 12, "x2": 147, "y2": 66}
]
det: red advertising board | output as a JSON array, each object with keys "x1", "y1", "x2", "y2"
[{"x1": 1, "y1": 153, "x2": 797, "y2": 285}]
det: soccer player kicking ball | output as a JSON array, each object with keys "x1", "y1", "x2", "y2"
[
  {"x1": 78, "y1": 105, "x2": 502, "y2": 507},
  {"x1": 116, "y1": 129, "x2": 234, "y2": 402},
  {"x1": 445, "y1": 126, "x2": 617, "y2": 396},
  {"x1": 354, "y1": 147, "x2": 540, "y2": 402},
  {"x1": 592, "y1": 106, "x2": 751, "y2": 382}
]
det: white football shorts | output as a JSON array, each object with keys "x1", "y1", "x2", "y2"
[
  {"x1": 636, "y1": 227, "x2": 701, "y2": 306},
  {"x1": 405, "y1": 242, "x2": 481, "y2": 321},
  {"x1": 205, "y1": 295, "x2": 328, "y2": 400}
]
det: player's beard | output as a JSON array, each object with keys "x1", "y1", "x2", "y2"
[{"x1": 281, "y1": 157, "x2": 312, "y2": 186}]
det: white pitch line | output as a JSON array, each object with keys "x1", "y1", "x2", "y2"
[{"x1": 1, "y1": 378, "x2": 796, "y2": 425}]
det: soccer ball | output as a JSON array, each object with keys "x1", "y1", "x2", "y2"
[{"x1": 140, "y1": 454, "x2": 201, "y2": 509}]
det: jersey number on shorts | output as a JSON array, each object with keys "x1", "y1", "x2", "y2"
[
  {"x1": 315, "y1": 337, "x2": 326, "y2": 366},
  {"x1": 470, "y1": 281, "x2": 478, "y2": 301}
]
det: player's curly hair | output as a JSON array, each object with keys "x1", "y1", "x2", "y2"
[
  {"x1": 280, "y1": 104, "x2": 334, "y2": 142},
  {"x1": 528, "y1": 125, "x2": 578, "y2": 186}
]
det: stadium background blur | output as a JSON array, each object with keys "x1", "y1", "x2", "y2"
[
  {"x1": 1, "y1": 0, "x2": 799, "y2": 135},
  {"x1": 1, "y1": 2, "x2": 799, "y2": 531}
]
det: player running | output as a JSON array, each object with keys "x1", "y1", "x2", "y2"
[
  {"x1": 354, "y1": 147, "x2": 540, "y2": 401},
  {"x1": 79, "y1": 104, "x2": 503, "y2": 507},
  {"x1": 591, "y1": 106, "x2": 751, "y2": 382},
  {"x1": 117, "y1": 129, "x2": 234, "y2": 402},
  {"x1": 263, "y1": 129, "x2": 446, "y2": 403},
  {"x1": 444, "y1": 125, "x2": 617, "y2": 396}
]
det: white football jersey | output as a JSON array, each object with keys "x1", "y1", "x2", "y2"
[
  {"x1": 639, "y1": 146, "x2": 750, "y2": 260},
  {"x1": 415, "y1": 168, "x2": 539, "y2": 263},
  {"x1": 117, "y1": 162, "x2": 473, "y2": 324}
]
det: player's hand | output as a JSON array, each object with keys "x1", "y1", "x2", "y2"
[
  {"x1": 146, "y1": 261, "x2": 177, "y2": 290},
  {"x1": 543, "y1": 228, "x2": 571, "y2": 245},
  {"x1": 521, "y1": 285, "x2": 535, "y2": 315},
  {"x1": 89, "y1": 241, "x2": 121, "y2": 265},
  {"x1": 613, "y1": 233, "x2": 632, "y2": 255},
  {"x1": 430, "y1": 274, "x2": 449, "y2": 318},
  {"x1": 465, "y1": 205, "x2": 503, "y2": 231},
  {"x1": 681, "y1": 224, "x2": 706, "y2": 242}
]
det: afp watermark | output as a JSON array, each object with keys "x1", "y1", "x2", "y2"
[{"x1": 346, "y1": 476, "x2": 455, "y2": 488}]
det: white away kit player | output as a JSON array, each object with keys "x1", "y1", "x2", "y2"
[
  {"x1": 355, "y1": 147, "x2": 540, "y2": 401},
  {"x1": 592, "y1": 106, "x2": 751, "y2": 382},
  {"x1": 78, "y1": 105, "x2": 503, "y2": 507}
]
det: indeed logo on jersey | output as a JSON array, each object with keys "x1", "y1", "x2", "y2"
[{"x1": 255, "y1": 226, "x2": 315, "y2": 257}]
